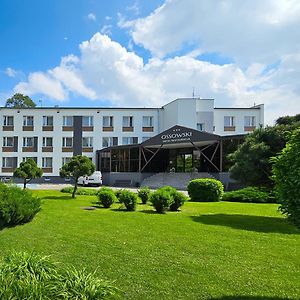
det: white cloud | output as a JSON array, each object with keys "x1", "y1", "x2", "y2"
[
  {"x1": 87, "y1": 13, "x2": 96, "y2": 21},
  {"x1": 13, "y1": 33, "x2": 300, "y2": 124},
  {"x1": 5, "y1": 67, "x2": 18, "y2": 77},
  {"x1": 124, "y1": 0, "x2": 300, "y2": 64},
  {"x1": 100, "y1": 24, "x2": 112, "y2": 36}
]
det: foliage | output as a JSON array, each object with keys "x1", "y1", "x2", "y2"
[
  {"x1": 0, "y1": 252, "x2": 117, "y2": 299},
  {"x1": 0, "y1": 183, "x2": 41, "y2": 227},
  {"x1": 222, "y1": 187, "x2": 272, "y2": 203},
  {"x1": 13, "y1": 158, "x2": 43, "y2": 189},
  {"x1": 97, "y1": 190, "x2": 117, "y2": 208},
  {"x1": 114, "y1": 189, "x2": 125, "y2": 202},
  {"x1": 187, "y1": 178, "x2": 224, "y2": 202},
  {"x1": 276, "y1": 114, "x2": 300, "y2": 126},
  {"x1": 229, "y1": 124, "x2": 298, "y2": 187},
  {"x1": 60, "y1": 155, "x2": 95, "y2": 198},
  {"x1": 157, "y1": 186, "x2": 187, "y2": 211},
  {"x1": 60, "y1": 186, "x2": 99, "y2": 196},
  {"x1": 137, "y1": 187, "x2": 151, "y2": 204},
  {"x1": 272, "y1": 129, "x2": 300, "y2": 228},
  {"x1": 118, "y1": 190, "x2": 138, "y2": 211},
  {"x1": 150, "y1": 190, "x2": 173, "y2": 213},
  {"x1": 5, "y1": 93, "x2": 36, "y2": 108}
]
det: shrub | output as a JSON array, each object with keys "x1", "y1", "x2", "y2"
[
  {"x1": 137, "y1": 187, "x2": 151, "y2": 204},
  {"x1": 157, "y1": 186, "x2": 187, "y2": 211},
  {"x1": 0, "y1": 252, "x2": 117, "y2": 299},
  {"x1": 272, "y1": 129, "x2": 300, "y2": 228},
  {"x1": 97, "y1": 189, "x2": 117, "y2": 208},
  {"x1": 150, "y1": 190, "x2": 173, "y2": 213},
  {"x1": 119, "y1": 190, "x2": 138, "y2": 211},
  {"x1": 114, "y1": 189, "x2": 125, "y2": 202},
  {"x1": 187, "y1": 178, "x2": 224, "y2": 202},
  {"x1": 60, "y1": 186, "x2": 99, "y2": 196},
  {"x1": 222, "y1": 187, "x2": 271, "y2": 203},
  {"x1": 0, "y1": 183, "x2": 41, "y2": 227}
]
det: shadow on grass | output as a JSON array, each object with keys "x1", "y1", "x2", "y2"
[
  {"x1": 41, "y1": 195, "x2": 73, "y2": 200},
  {"x1": 209, "y1": 296, "x2": 297, "y2": 300},
  {"x1": 191, "y1": 214, "x2": 299, "y2": 234}
]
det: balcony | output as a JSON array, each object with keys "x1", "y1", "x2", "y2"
[
  {"x1": 42, "y1": 146, "x2": 53, "y2": 152},
  {"x1": 82, "y1": 126, "x2": 94, "y2": 132},
  {"x1": 2, "y1": 146, "x2": 14, "y2": 152},
  {"x1": 2, "y1": 125, "x2": 14, "y2": 131},
  {"x1": 42, "y1": 168, "x2": 53, "y2": 173},
  {"x1": 82, "y1": 147, "x2": 93, "y2": 153},
  {"x1": 22, "y1": 147, "x2": 35, "y2": 152},
  {"x1": 224, "y1": 126, "x2": 235, "y2": 132},
  {"x1": 23, "y1": 126, "x2": 34, "y2": 131},
  {"x1": 62, "y1": 147, "x2": 73, "y2": 152},
  {"x1": 42, "y1": 126, "x2": 54, "y2": 131},
  {"x1": 62, "y1": 126, "x2": 73, "y2": 131},
  {"x1": 102, "y1": 126, "x2": 114, "y2": 132},
  {"x1": 122, "y1": 126, "x2": 134, "y2": 132},
  {"x1": 142, "y1": 126, "x2": 154, "y2": 132},
  {"x1": 244, "y1": 126, "x2": 256, "y2": 132}
]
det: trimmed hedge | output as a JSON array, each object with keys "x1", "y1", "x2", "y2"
[
  {"x1": 60, "y1": 186, "x2": 99, "y2": 196},
  {"x1": 222, "y1": 187, "x2": 272, "y2": 203},
  {"x1": 187, "y1": 178, "x2": 224, "y2": 202},
  {"x1": 0, "y1": 252, "x2": 117, "y2": 299},
  {"x1": 158, "y1": 186, "x2": 187, "y2": 211},
  {"x1": 137, "y1": 187, "x2": 151, "y2": 204},
  {"x1": 0, "y1": 183, "x2": 41, "y2": 227},
  {"x1": 119, "y1": 190, "x2": 138, "y2": 211}
]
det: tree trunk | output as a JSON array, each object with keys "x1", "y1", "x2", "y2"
[
  {"x1": 72, "y1": 179, "x2": 78, "y2": 198},
  {"x1": 23, "y1": 178, "x2": 27, "y2": 189}
]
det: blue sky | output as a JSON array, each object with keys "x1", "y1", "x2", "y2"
[{"x1": 0, "y1": 0, "x2": 299, "y2": 124}]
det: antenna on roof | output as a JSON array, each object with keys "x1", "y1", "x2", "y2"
[
  {"x1": 39, "y1": 99, "x2": 43, "y2": 107},
  {"x1": 192, "y1": 87, "x2": 195, "y2": 99}
]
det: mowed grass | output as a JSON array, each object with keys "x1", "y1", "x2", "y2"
[{"x1": 0, "y1": 190, "x2": 299, "y2": 300}]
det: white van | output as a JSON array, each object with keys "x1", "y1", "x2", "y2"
[{"x1": 78, "y1": 171, "x2": 102, "y2": 186}]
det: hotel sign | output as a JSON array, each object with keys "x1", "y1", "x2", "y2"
[
  {"x1": 142, "y1": 125, "x2": 220, "y2": 147},
  {"x1": 160, "y1": 128, "x2": 193, "y2": 144}
]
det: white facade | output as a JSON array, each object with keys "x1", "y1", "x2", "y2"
[{"x1": 0, "y1": 98, "x2": 263, "y2": 178}]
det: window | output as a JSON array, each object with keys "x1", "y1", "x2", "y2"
[
  {"x1": 123, "y1": 116, "x2": 133, "y2": 127},
  {"x1": 143, "y1": 116, "x2": 153, "y2": 127},
  {"x1": 62, "y1": 137, "x2": 73, "y2": 147},
  {"x1": 3, "y1": 137, "x2": 14, "y2": 147},
  {"x1": 63, "y1": 116, "x2": 73, "y2": 126},
  {"x1": 42, "y1": 137, "x2": 53, "y2": 147},
  {"x1": 82, "y1": 116, "x2": 93, "y2": 127},
  {"x1": 23, "y1": 116, "x2": 34, "y2": 126},
  {"x1": 122, "y1": 137, "x2": 138, "y2": 145},
  {"x1": 2, "y1": 157, "x2": 15, "y2": 168},
  {"x1": 42, "y1": 157, "x2": 53, "y2": 168},
  {"x1": 23, "y1": 137, "x2": 34, "y2": 147},
  {"x1": 62, "y1": 157, "x2": 72, "y2": 166},
  {"x1": 103, "y1": 116, "x2": 113, "y2": 127},
  {"x1": 3, "y1": 116, "x2": 13, "y2": 126},
  {"x1": 82, "y1": 137, "x2": 93, "y2": 147},
  {"x1": 43, "y1": 116, "x2": 53, "y2": 126},
  {"x1": 197, "y1": 123, "x2": 205, "y2": 131},
  {"x1": 224, "y1": 116, "x2": 235, "y2": 127},
  {"x1": 244, "y1": 116, "x2": 255, "y2": 127},
  {"x1": 102, "y1": 137, "x2": 118, "y2": 147}
]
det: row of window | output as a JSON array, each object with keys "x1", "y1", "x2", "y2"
[
  {"x1": 2, "y1": 136, "x2": 150, "y2": 148},
  {"x1": 3, "y1": 115, "x2": 154, "y2": 127},
  {"x1": 224, "y1": 116, "x2": 256, "y2": 127},
  {"x1": 2, "y1": 157, "x2": 75, "y2": 169}
]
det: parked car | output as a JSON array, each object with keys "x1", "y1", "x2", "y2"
[{"x1": 78, "y1": 171, "x2": 102, "y2": 186}]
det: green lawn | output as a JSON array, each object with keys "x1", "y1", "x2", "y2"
[{"x1": 0, "y1": 190, "x2": 299, "y2": 300}]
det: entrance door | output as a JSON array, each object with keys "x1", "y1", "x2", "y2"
[{"x1": 175, "y1": 153, "x2": 193, "y2": 172}]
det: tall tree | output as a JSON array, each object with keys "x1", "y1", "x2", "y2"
[
  {"x1": 13, "y1": 158, "x2": 43, "y2": 189},
  {"x1": 5, "y1": 93, "x2": 36, "y2": 108},
  {"x1": 60, "y1": 155, "x2": 95, "y2": 198},
  {"x1": 228, "y1": 124, "x2": 295, "y2": 187}
]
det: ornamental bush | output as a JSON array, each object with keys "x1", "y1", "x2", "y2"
[
  {"x1": 60, "y1": 187, "x2": 99, "y2": 196},
  {"x1": 272, "y1": 129, "x2": 300, "y2": 228},
  {"x1": 0, "y1": 183, "x2": 41, "y2": 227},
  {"x1": 119, "y1": 190, "x2": 138, "y2": 211},
  {"x1": 187, "y1": 178, "x2": 224, "y2": 202},
  {"x1": 137, "y1": 187, "x2": 151, "y2": 204},
  {"x1": 150, "y1": 190, "x2": 173, "y2": 213},
  {"x1": 97, "y1": 189, "x2": 117, "y2": 208},
  {"x1": 222, "y1": 187, "x2": 271, "y2": 203},
  {"x1": 157, "y1": 186, "x2": 187, "y2": 211},
  {"x1": 0, "y1": 252, "x2": 117, "y2": 299}
]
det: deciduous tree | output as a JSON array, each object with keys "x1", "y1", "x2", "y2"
[{"x1": 5, "y1": 93, "x2": 36, "y2": 108}]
